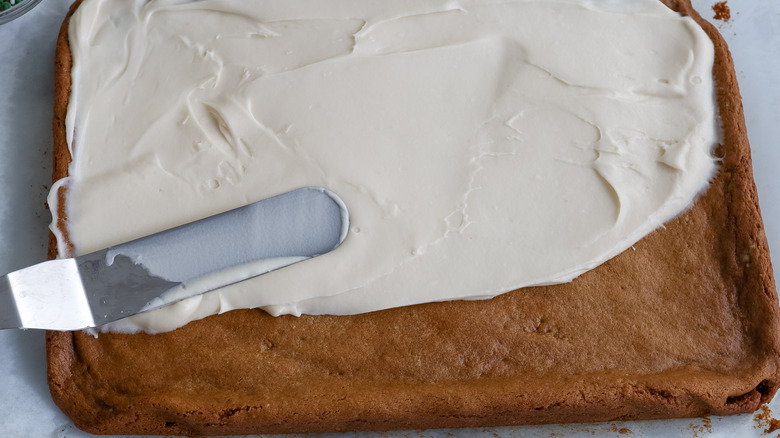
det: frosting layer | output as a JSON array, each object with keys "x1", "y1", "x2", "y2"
[{"x1": 54, "y1": 0, "x2": 717, "y2": 333}]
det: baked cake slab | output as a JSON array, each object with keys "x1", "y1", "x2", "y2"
[{"x1": 45, "y1": 0, "x2": 780, "y2": 435}]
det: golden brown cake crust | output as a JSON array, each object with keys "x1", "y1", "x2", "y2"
[{"x1": 47, "y1": 0, "x2": 780, "y2": 434}]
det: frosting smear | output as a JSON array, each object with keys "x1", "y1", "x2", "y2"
[{"x1": 53, "y1": 0, "x2": 717, "y2": 333}]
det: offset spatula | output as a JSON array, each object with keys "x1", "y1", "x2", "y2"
[{"x1": 0, "y1": 187, "x2": 348, "y2": 331}]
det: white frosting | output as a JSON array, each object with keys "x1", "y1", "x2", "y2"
[{"x1": 54, "y1": 0, "x2": 717, "y2": 333}]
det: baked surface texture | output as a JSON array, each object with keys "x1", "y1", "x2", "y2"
[{"x1": 47, "y1": 0, "x2": 780, "y2": 435}]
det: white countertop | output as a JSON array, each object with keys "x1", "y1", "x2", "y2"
[{"x1": 1, "y1": 0, "x2": 779, "y2": 436}]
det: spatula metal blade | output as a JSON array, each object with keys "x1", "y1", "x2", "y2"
[{"x1": 0, "y1": 187, "x2": 348, "y2": 330}]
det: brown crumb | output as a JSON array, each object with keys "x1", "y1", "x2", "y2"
[
  {"x1": 688, "y1": 417, "x2": 712, "y2": 437},
  {"x1": 712, "y1": 1, "x2": 730, "y2": 22},
  {"x1": 607, "y1": 424, "x2": 633, "y2": 434},
  {"x1": 770, "y1": 420, "x2": 780, "y2": 435},
  {"x1": 755, "y1": 404, "x2": 780, "y2": 434},
  {"x1": 702, "y1": 417, "x2": 712, "y2": 433}
]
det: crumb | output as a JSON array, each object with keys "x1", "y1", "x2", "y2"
[
  {"x1": 702, "y1": 417, "x2": 712, "y2": 433},
  {"x1": 609, "y1": 423, "x2": 632, "y2": 434},
  {"x1": 755, "y1": 405, "x2": 780, "y2": 434},
  {"x1": 688, "y1": 417, "x2": 711, "y2": 437},
  {"x1": 769, "y1": 419, "x2": 780, "y2": 434},
  {"x1": 712, "y1": 1, "x2": 730, "y2": 22}
]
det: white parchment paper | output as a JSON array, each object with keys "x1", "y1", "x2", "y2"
[{"x1": 1, "y1": 0, "x2": 779, "y2": 436}]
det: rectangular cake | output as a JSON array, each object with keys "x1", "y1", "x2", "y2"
[{"x1": 46, "y1": 0, "x2": 780, "y2": 435}]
